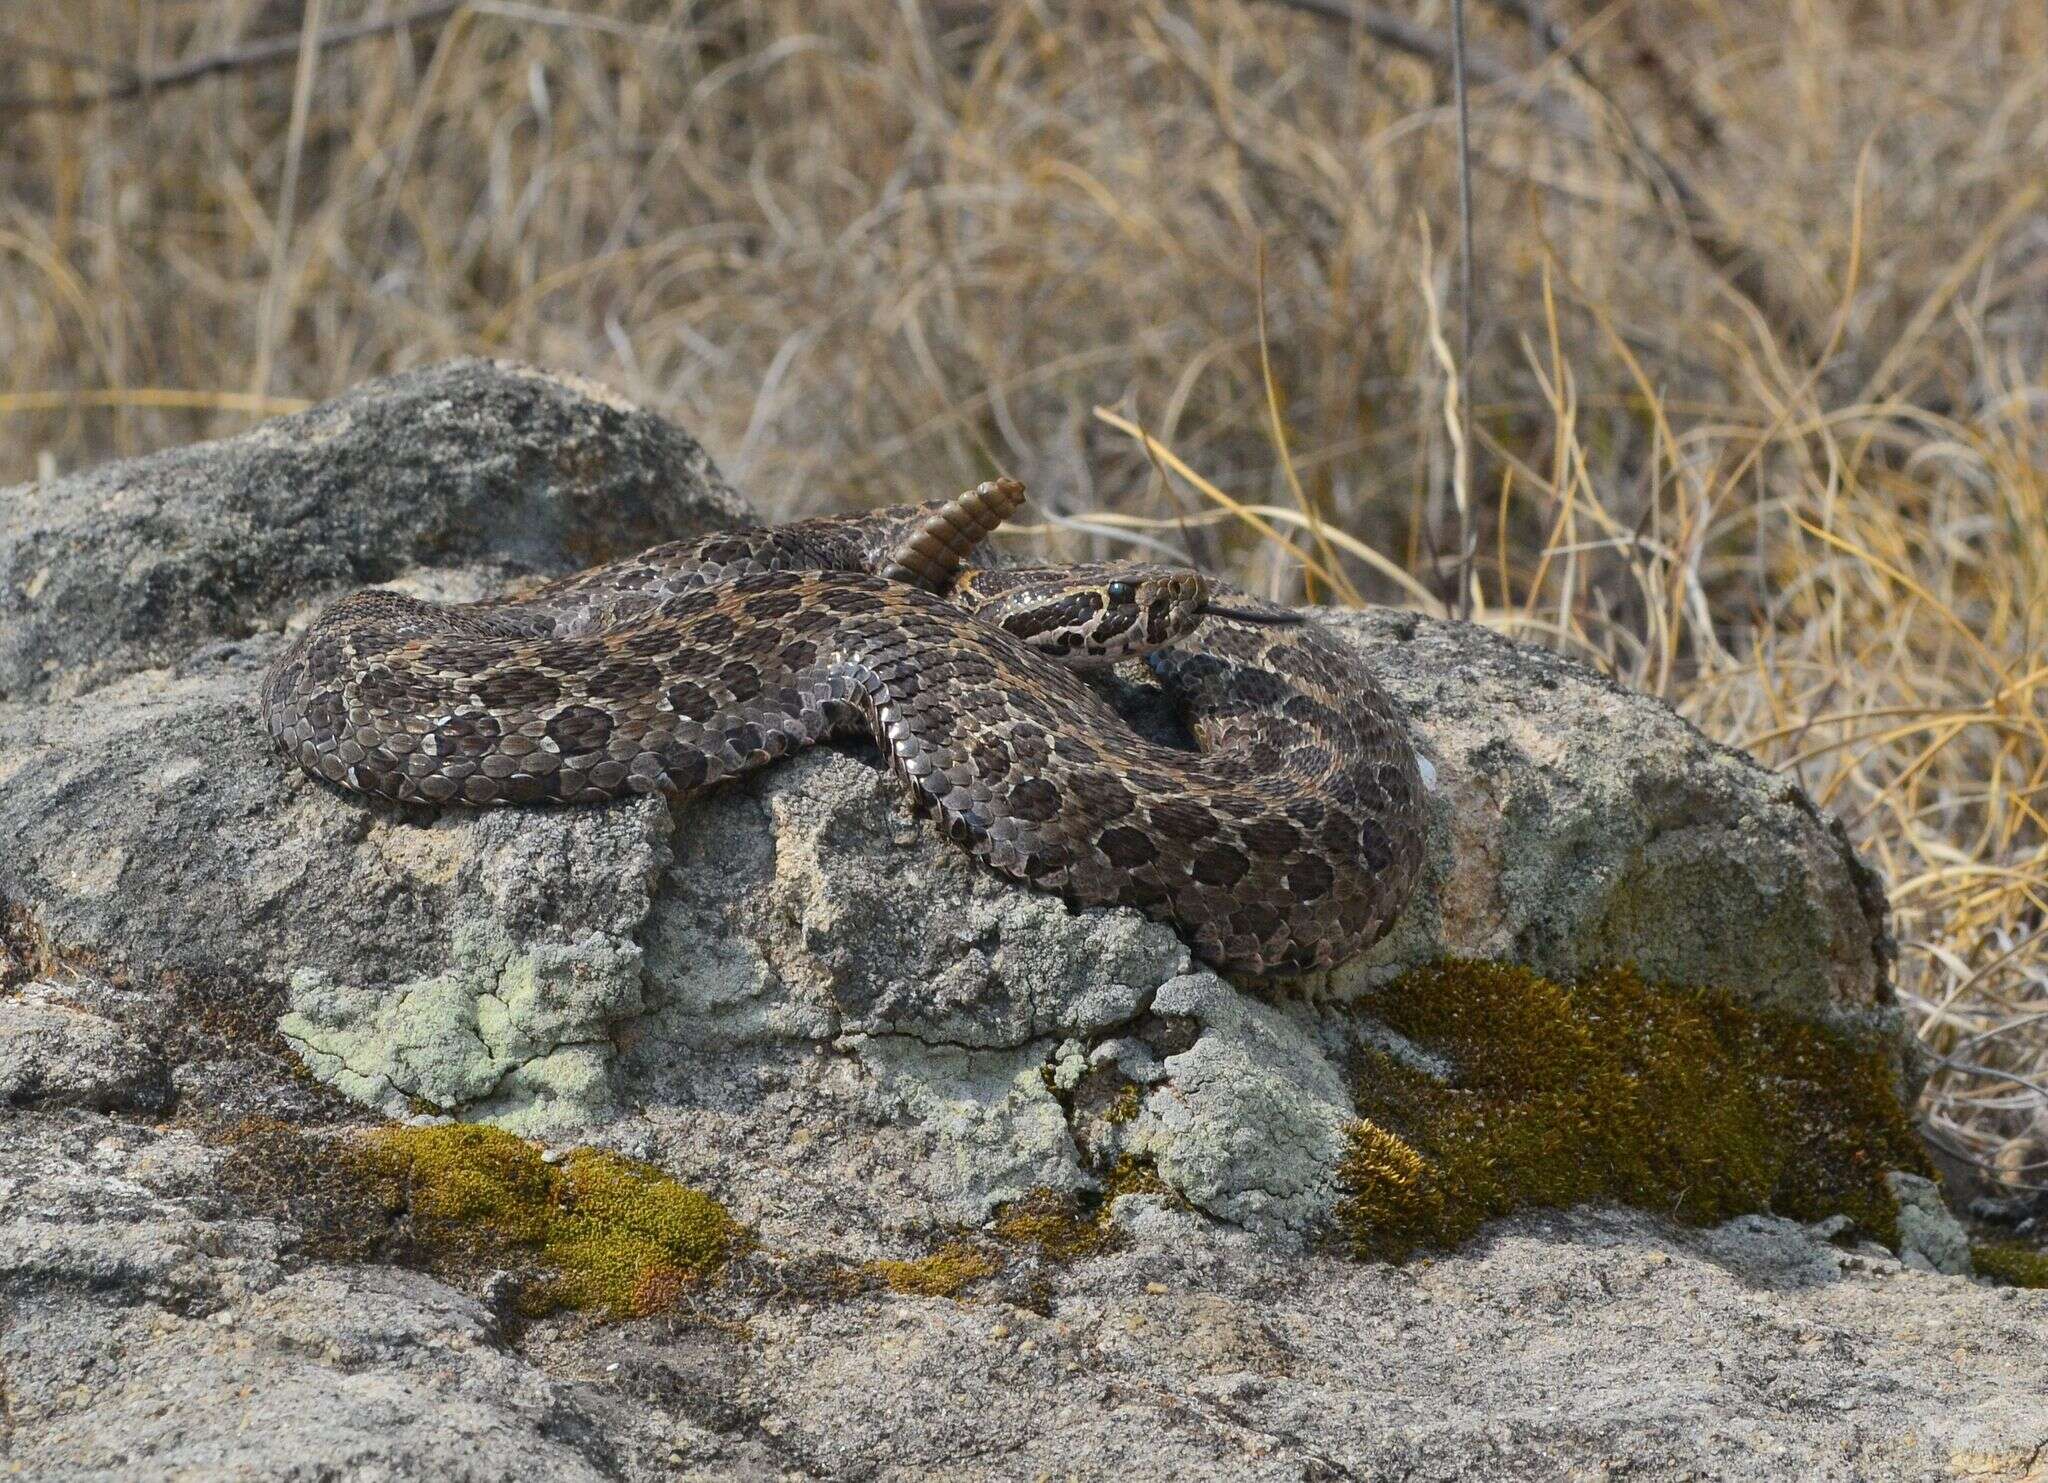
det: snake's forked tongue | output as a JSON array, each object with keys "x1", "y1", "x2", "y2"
[{"x1": 1199, "y1": 602, "x2": 1306, "y2": 626}]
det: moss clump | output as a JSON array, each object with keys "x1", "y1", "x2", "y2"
[
  {"x1": 990, "y1": 1155, "x2": 1180, "y2": 1266},
  {"x1": 864, "y1": 1240, "x2": 999, "y2": 1298},
  {"x1": 1103, "y1": 1083, "x2": 1142, "y2": 1125},
  {"x1": 1101, "y1": 1151, "x2": 1179, "y2": 1208},
  {"x1": 992, "y1": 1189, "x2": 1116, "y2": 1263},
  {"x1": 1971, "y1": 1240, "x2": 2048, "y2": 1289},
  {"x1": 363, "y1": 1124, "x2": 748, "y2": 1318},
  {"x1": 215, "y1": 1117, "x2": 408, "y2": 1262},
  {"x1": 864, "y1": 1156, "x2": 1182, "y2": 1299},
  {"x1": 1337, "y1": 961, "x2": 1929, "y2": 1262}
]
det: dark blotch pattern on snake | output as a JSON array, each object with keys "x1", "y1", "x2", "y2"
[{"x1": 262, "y1": 481, "x2": 1426, "y2": 977}]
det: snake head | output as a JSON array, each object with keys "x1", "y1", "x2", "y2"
[
  {"x1": 964, "y1": 565, "x2": 1210, "y2": 666},
  {"x1": 1098, "y1": 568, "x2": 1210, "y2": 659}
]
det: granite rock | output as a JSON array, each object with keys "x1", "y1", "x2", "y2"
[{"x1": 0, "y1": 363, "x2": 2025, "y2": 1480}]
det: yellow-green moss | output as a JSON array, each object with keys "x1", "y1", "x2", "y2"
[
  {"x1": 864, "y1": 1240, "x2": 1000, "y2": 1297},
  {"x1": 1336, "y1": 961, "x2": 1929, "y2": 1263},
  {"x1": 1971, "y1": 1240, "x2": 2048, "y2": 1289},
  {"x1": 362, "y1": 1124, "x2": 749, "y2": 1318},
  {"x1": 1103, "y1": 1152, "x2": 1176, "y2": 1203},
  {"x1": 992, "y1": 1189, "x2": 1115, "y2": 1263},
  {"x1": 989, "y1": 1155, "x2": 1180, "y2": 1266},
  {"x1": 1103, "y1": 1083, "x2": 1142, "y2": 1125},
  {"x1": 872, "y1": 1157, "x2": 1183, "y2": 1297}
]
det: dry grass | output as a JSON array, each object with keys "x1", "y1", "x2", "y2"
[{"x1": 3, "y1": 1, "x2": 2044, "y2": 1187}]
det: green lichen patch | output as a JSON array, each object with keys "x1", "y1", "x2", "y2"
[
  {"x1": 1971, "y1": 1240, "x2": 2048, "y2": 1289},
  {"x1": 1337, "y1": 961, "x2": 1929, "y2": 1262},
  {"x1": 361, "y1": 1123, "x2": 749, "y2": 1318}
]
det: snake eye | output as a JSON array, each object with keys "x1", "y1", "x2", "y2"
[{"x1": 1107, "y1": 580, "x2": 1137, "y2": 603}]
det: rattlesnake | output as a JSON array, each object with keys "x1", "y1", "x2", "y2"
[{"x1": 261, "y1": 480, "x2": 1426, "y2": 977}]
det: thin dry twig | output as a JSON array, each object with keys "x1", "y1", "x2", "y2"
[
  {"x1": 1448, "y1": 0, "x2": 1477, "y2": 618},
  {"x1": 1416, "y1": 219, "x2": 1474, "y2": 616},
  {"x1": 1479, "y1": 0, "x2": 1806, "y2": 341},
  {"x1": 248, "y1": 0, "x2": 325, "y2": 407},
  {"x1": 1282, "y1": 0, "x2": 1804, "y2": 340},
  {"x1": 0, "y1": 0, "x2": 462, "y2": 115},
  {"x1": 1264, "y1": 0, "x2": 1510, "y2": 83}
]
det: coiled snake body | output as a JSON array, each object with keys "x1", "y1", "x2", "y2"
[{"x1": 263, "y1": 481, "x2": 1425, "y2": 977}]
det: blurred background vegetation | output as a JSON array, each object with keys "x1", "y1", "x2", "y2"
[{"x1": 3, "y1": 0, "x2": 2043, "y2": 1195}]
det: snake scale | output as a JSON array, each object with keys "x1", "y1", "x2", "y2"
[{"x1": 262, "y1": 480, "x2": 1426, "y2": 977}]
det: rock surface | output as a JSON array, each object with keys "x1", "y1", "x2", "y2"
[
  {"x1": 2, "y1": 361, "x2": 2039, "y2": 1479},
  {"x1": 0, "y1": 985, "x2": 171, "y2": 1115},
  {"x1": 5, "y1": 1109, "x2": 2044, "y2": 1482},
  {"x1": 0, "y1": 357, "x2": 747, "y2": 704},
  {"x1": 1328, "y1": 607, "x2": 1896, "y2": 1029}
]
